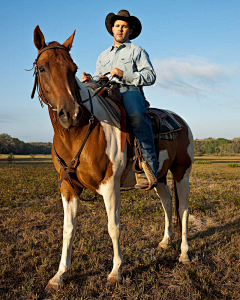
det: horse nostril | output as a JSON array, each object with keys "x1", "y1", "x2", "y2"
[
  {"x1": 59, "y1": 109, "x2": 64, "y2": 117},
  {"x1": 58, "y1": 108, "x2": 68, "y2": 121}
]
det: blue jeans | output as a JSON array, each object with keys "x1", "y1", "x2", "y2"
[{"x1": 118, "y1": 86, "x2": 157, "y2": 176}]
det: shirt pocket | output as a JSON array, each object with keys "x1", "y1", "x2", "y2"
[
  {"x1": 118, "y1": 57, "x2": 132, "y2": 72},
  {"x1": 100, "y1": 58, "x2": 110, "y2": 67}
]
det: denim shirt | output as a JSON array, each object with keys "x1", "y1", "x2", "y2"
[{"x1": 93, "y1": 40, "x2": 156, "y2": 87}]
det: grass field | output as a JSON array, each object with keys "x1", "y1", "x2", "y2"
[{"x1": 0, "y1": 155, "x2": 240, "y2": 299}]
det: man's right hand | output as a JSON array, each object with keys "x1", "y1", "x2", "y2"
[{"x1": 81, "y1": 72, "x2": 93, "y2": 83}]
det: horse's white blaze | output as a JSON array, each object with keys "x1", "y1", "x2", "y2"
[
  {"x1": 67, "y1": 86, "x2": 74, "y2": 101},
  {"x1": 49, "y1": 195, "x2": 79, "y2": 288},
  {"x1": 157, "y1": 149, "x2": 169, "y2": 173}
]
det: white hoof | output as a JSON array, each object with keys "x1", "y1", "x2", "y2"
[
  {"x1": 107, "y1": 273, "x2": 122, "y2": 284},
  {"x1": 179, "y1": 254, "x2": 190, "y2": 264},
  {"x1": 158, "y1": 241, "x2": 168, "y2": 250},
  {"x1": 45, "y1": 281, "x2": 62, "y2": 293}
]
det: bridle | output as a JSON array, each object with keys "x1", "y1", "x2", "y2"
[
  {"x1": 29, "y1": 45, "x2": 110, "y2": 115},
  {"x1": 28, "y1": 45, "x2": 97, "y2": 200},
  {"x1": 28, "y1": 45, "x2": 113, "y2": 201}
]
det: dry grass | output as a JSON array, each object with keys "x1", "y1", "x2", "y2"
[{"x1": 0, "y1": 156, "x2": 240, "y2": 299}]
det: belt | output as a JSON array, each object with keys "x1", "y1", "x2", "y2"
[{"x1": 110, "y1": 82, "x2": 127, "y2": 89}]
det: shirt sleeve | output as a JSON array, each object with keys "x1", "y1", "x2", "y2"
[
  {"x1": 123, "y1": 48, "x2": 156, "y2": 87},
  {"x1": 92, "y1": 55, "x2": 102, "y2": 82}
]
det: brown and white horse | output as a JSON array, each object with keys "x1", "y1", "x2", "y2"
[{"x1": 31, "y1": 26, "x2": 194, "y2": 290}]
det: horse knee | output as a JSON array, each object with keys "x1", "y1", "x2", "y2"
[{"x1": 108, "y1": 223, "x2": 120, "y2": 240}]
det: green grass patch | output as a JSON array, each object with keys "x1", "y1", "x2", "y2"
[
  {"x1": 194, "y1": 160, "x2": 211, "y2": 164},
  {"x1": 227, "y1": 163, "x2": 239, "y2": 167}
]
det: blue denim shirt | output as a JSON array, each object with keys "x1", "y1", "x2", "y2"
[{"x1": 93, "y1": 40, "x2": 156, "y2": 87}]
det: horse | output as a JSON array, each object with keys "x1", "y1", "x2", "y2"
[{"x1": 31, "y1": 26, "x2": 194, "y2": 291}]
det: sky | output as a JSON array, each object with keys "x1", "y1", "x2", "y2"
[{"x1": 0, "y1": 0, "x2": 240, "y2": 142}]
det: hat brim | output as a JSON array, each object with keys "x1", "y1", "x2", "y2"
[{"x1": 105, "y1": 13, "x2": 142, "y2": 40}]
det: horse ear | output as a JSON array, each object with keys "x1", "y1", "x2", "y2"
[
  {"x1": 62, "y1": 30, "x2": 76, "y2": 51},
  {"x1": 34, "y1": 26, "x2": 46, "y2": 50}
]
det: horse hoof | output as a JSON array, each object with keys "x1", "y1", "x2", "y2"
[
  {"x1": 107, "y1": 275, "x2": 121, "y2": 284},
  {"x1": 157, "y1": 242, "x2": 168, "y2": 250},
  {"x1": 45, "y1": 281, "x2": 62, "y2": 293},
  {"x1": 179, "y1": 256, "x2": 191, "y2": 264}
]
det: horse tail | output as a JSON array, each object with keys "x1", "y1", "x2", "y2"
[{"x1": 173, "y1": 177, "x2": 182, "y2": 233}]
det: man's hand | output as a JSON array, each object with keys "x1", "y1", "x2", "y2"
[
  {"x1": 81, "y1": 72, "x2": 93, "y2": 83},
  {"x1": 110, "y1": 68, "x2": 124, "y2": 78}
]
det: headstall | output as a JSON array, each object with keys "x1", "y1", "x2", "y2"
[{"x1": 28, "y1": 45, "x2": 73, "y2": 110}]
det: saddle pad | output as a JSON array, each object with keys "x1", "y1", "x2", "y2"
[
  {"x1": 85, "y1": 84, "x2": 121, "y2": 129},
  {"x1": 148, "y1": 108, "x2": 182, "y2": 140}
]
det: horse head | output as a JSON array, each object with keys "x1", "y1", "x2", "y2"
[{"x1": 33, "y1": 26, "x2": 82, "y2": 129}]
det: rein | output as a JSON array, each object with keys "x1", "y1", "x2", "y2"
[{"x1": 28, "y1": 46, "x2": 115, "y2": 201}]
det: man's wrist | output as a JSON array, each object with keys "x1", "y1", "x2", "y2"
[{"x1": 123, "y1": 71, "x2": 134, "y2": 84}]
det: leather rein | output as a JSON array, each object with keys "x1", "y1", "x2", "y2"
[{"x1": 29, "y1": 45, "x2": 99, "y2": 201}]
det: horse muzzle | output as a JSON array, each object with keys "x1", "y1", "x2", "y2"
[{"x1": 57, "y1": 103, "x2": 82, "y2": 129}]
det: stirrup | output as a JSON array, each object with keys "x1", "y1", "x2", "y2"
[
  {"x1": 134, "y1": 161, "x2": 158, "y2": 191},
  {"x1": 141, "y1": 160, "x2": 158, "y2": 190}
]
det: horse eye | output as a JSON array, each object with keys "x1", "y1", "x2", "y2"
[{"x1": 39, "y1": 67, "x2": 45, "y2": 73}]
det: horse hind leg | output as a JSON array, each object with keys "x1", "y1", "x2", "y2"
[
  {"x1": 154, "y1": 179, "x2": 173, "y2": 250},
  {"x1": 45, "y1": 192, "x2": 79, "y2": 291},
  {"x1": 174, "y1": 172, "x2": 191, "y2": 263}
]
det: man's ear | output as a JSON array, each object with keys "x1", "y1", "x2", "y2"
[{"x1": 129, "y1": 29, "x2": 133, "y2": 36}]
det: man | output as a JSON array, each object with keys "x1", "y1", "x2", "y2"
[{"x1": 81, "y1": 10, "x2": 157, "y2": 189}]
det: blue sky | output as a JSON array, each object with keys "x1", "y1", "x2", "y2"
[{"x1": 1, "y1": 0, "x2": 240, "y2": 142}]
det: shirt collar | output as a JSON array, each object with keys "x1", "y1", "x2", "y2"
[{"x1": 110, "y1": 40, "x2": 132, "y2": 51}]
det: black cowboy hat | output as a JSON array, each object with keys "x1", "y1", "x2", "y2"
[{"x1": 105, "y1": 10, "x2": 142, "y2": 40}]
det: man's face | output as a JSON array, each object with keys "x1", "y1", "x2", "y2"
[{"x1": 112, "y1": 20, "x2": 133, "y2": 45}]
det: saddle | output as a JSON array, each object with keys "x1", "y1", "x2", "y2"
[{"x1": 96, "y1": 85, "x2": 182, "y2": 143}]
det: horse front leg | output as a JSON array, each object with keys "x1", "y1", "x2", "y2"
[
  {"x1": 100, "y1": 180, "x2": 123, "y2": 283},
  {"x1": 154, "y1": 180, "x2": 173, "y2": 249},
  {"x1": 46, "y1": 185, "x2": 80, "y2": 291}
]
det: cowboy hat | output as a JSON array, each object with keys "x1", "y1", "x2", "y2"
[{"x1": 105, "y1": 10, "x2": 142, "y2": 40}]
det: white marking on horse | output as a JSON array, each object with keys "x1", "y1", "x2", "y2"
[
  {"x1": 47, "y1": 195, "x2": 79, "y2": 289},
  {"x1": 157, "y1": 149, "x2": 169, "y2": 172},
  {"x1": 175, "y1": 124, "x2": 193, "y2": 263},
  {"x1": 77, "y1": 79, "x2": 126, "y2": 281}
]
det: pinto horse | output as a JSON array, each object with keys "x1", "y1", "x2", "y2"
[{"x1": 31, "y1": 26, "x2": 194, "y2": 290}]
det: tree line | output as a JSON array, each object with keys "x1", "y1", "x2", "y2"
[
  {"x1": 1, "y1": 134, "x2": 240, "y2": 156},
  {"x1": 0, "y1": 134, "x2": 52, "y2": 155},
  {"x1": 194, "y1": 137, "x2": 240, "y2": 155}
]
